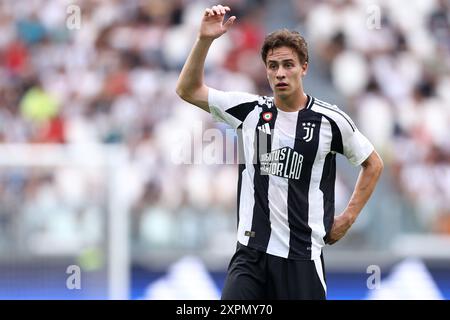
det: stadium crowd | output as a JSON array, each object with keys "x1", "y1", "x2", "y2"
[{"x1": 0, "y1": 0, "x2": 448, "y2": 256}]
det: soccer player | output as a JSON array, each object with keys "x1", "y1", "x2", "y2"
[{"x1": 176, "y1": 4, "x2": 383, "y2": 299}]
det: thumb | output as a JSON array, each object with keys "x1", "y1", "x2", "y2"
[{"x1": 223, "y1": 16, "x2": 236, "y2": 31}]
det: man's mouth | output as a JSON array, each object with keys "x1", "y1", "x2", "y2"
[{"x1": 276, "y1": 83, "x2": 288, "y2": 88}]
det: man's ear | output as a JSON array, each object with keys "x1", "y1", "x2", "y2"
[{"x1": 302, "y1": 62, "x2": 308, "y2": 77}]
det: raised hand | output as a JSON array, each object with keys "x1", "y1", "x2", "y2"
[{"x1": 199, "y1": 4, "x2": 236, "y2": 40}]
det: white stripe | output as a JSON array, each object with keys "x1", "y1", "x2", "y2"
[
  {"x1": 308, "y1": 117, "x2": 332, "y2": 260},
  {"x1": 237, "y1": 109, "x2": 260, "y2": 246},
  {"x1": 314, "y1": 257, "x2": 327, "y2": 295},
  {"x1": 266, "y1": 117, "x2": 295, "y2": 258}
]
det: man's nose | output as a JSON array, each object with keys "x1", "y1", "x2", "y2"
[{"x1": 276, "y1": 68, "x2": 285, "y2": 79}]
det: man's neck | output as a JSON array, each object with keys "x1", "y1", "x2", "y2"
[{"x1": 274, "y1": 90, "x2": 308, "y2": 112}]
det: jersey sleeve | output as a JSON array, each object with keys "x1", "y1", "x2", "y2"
[
  {"x1": 342, "y1": 125, "x2": 374, "y2": 166},
  {"x1": 208, "y1": 88, "x2": 259, "y2": 129},
  {"x1": 337, "y1": 110, "x2": 374, "y2": 166}
]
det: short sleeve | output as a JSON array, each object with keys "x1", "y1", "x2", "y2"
[
  {"x1": 334, "y1": 109, "x2": 374, "y2": 166},
  {"x1": 208, "y1": 88, "x2": 259, "y2": 129},
  {"x1": 342, "y1": 126, "x2": 374, "y2": 166}
]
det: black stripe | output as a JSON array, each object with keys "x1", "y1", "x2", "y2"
[
  {"x1": 320, "y1": 152, "x2": 336, "y2": 243},
  {"x1": 226, "y1": 101, "x2": 258, "y2": 123},
  {"x1": 248, "y1": 106, "x2": 278, "y2": 251},
  {"x1": 314, "y1": 101, "x2": 355, "y2": 132},
  {"x1": 322, "y1": 115, "x2": 343, "y2": 154},
  {"x1": 320, "y1": 252, "x2": 326, "y2": 284},
  {"x1": 306, "y1": 95, "x2": 314, "y2": 109},
  {"x1": 287, "y1": 110, "x2": 322, "y2": 259}
]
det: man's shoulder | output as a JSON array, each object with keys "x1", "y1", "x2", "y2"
[
  {"x1": 212, "y1": 89, "x2": 276, "y2": 111},
  {"x1": 226, "y1": 91, "x2": 272, "y2": 106},
  {"x1": 311, "y1": 96, "x2": 341, "y2": 112},
  {"x1": 210, "y1": 88, "x2": 261, "y2": 106},
  {"x1": 310, "y1": 96, "x2": 356, "y2": 131}
]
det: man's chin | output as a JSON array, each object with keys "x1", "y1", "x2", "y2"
[{"x1": 274, "y1": 90, "x2": 290, "y2": 98}]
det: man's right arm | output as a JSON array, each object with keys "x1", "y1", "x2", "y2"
[{"x1": 176, "y1": 4, "x2": 236, "y2": 112}]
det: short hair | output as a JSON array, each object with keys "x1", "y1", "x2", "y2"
[{"x1": 261, "y1": 29, "x2": 309, "y2": 65}]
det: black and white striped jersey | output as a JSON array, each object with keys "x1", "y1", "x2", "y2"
[{"x1": 208, "y1": 88, "x2": 374, "y2": 260}]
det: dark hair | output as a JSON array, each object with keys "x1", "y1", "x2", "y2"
[{"x1": 261, "y1": 29, "x2": 309, "y2": 65}]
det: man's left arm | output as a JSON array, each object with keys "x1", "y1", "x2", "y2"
[{"x1": 327, "y1": 150, "x2": 384, "y2": 245}]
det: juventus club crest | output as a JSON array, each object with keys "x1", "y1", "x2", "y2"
[{"x1": 302, "y1": 122, "x2": 315, "y2": 142}]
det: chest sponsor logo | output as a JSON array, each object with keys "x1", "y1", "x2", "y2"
[{"x1": 260, "y1": 147, "x2": 303, "y2": 179}]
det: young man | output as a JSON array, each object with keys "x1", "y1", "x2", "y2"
[{"x1": 176, "y1": 4, "x2": 383, "y2": 299}]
